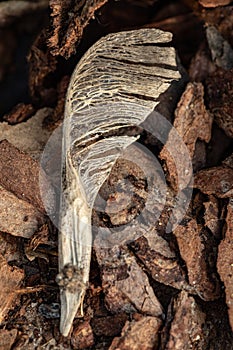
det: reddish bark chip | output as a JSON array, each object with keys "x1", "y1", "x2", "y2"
[
  {"x1": 0, "y1": 328, "x2": 17, "y2": 350},
  {"x1": 206, "y1": 68, "x2": 233, "y2": 138},
  {"x1": 0, "y1": 254, "x2": 24, "y2": 324},
  {"x1": 0, "y1": 140, "x2": 55, "y2": 215},
  {"x1": 174, "y1": 219, "x2": 220, "y2": 300},
  {"x1": 109, "y1": 316, "x2": 162, "y2": 350},
  {"x1": 217, "y1": 200, "x2": 233, "y2": 331},
  {"x1": 71, "y1": 321, "x2": 94, "y2": 349},
  {"x1": 163, "y1": 291, "x2": 207, "y2": 350},
  {"x1": 128, "y1": 234, "x2": 190, "y2": 292},
  {"x1": 203, "y1": 195, "x2": 221, "y2": 238},
  {"x1": 94, "y1": 244, "x2": 163, "y2": 317},
  {"x1": 48, "y1": 0, "x2": 108, "y2": 58},
  {"x1": 91, "y1": 313, "x2": 128, "y2": 337},
  {"x1": 0, "y1": 185, "x2": 45, "y2": 239},
  {"x1": 160, "y1": 82, "x2": 213, "y2": 190},
  {"x1": 3, "y1": 103, "x2": 35, "y2": 125},
  {"x1": 194, "y1": 166, "x2": 233, "y2": 198},
  {"x1": 199, "y1": 0, "x2": 232, "y2": 7}
]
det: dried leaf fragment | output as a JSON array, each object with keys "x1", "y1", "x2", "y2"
[{"x1": 0, "y1": 328, "x2": 17, "y2": 350}]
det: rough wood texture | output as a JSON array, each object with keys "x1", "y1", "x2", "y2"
[{"x1": 59, "y1": 28, "x2": 180, "y2": 336}]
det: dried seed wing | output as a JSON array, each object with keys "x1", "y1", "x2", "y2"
[{"x1": 59, "y1": 28, "x2": 180, "y2": 336}]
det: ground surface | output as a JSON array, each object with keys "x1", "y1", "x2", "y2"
[{"x1": 0, "y1": 0, "x2": 233, "y2": 349}]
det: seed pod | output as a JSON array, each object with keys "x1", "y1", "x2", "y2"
[{"x1": 59, "y1": 28, "x2": 180, "y2": 336}]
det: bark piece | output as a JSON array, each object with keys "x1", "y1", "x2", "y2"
[
  {"x1": 194, "y1": 166, "x2": 233, "y2": 198},
  {"x1": 203, "y1": 195, "x2": 221, "y2": 238},
  {"x1": 28, "y1": 30, "x2": 57, "y2": 105},
  {"x1": 189, "y1": 42, "x2": 215, "y2": 82},
  {"x1": 0, "y1": 232, "x2": 23, "y2": 263},
  {"x1": 0, "y1": 328, "x2": 17, "y2": 350},
  {"x1": 0, "y1": 254, "x2": 24, "y2": 324},
  {"x1": 163, "y1": 291, "x2": 207, "y2": 350},
  {"x1": 199, "y1": 0, "x2": 232, "y2": 7},
  {"x1": 128, "y1": 233, "x2": 190, "y2": 292},
  {"x1": 48, "y1": 0, "x2": 108, "y2": 58},
  {"x1": 0, "y1": 108, "x2": 52, "y2": 160},
  {"x1": 160, "y1": 82, "x2": 213, "y2": 191},
  {"x1": 217, "y1": 200, "x2": 233, "y2": 331},
  {"x1": 174, "y1": 219, "x2": 220, "y2": 300},
  {"x1": 71, "y1": 321, "x2": 94, "y2": 350},
  {"x1": 95, "y1": 243, "x2": 163, "y2": 317},
  {"x1": 206, "y1": 25, "x2": 233, "y2": 70},
  {"x1": 91, "y1": 313, "x2": 127, "y2": 337},
  {"x1": 109, "y1": 316, "x2": 162, "y2": 350},
  {"x1": 3, "y1": 103, "x2": 35, "y2": 125},
  {"x1": 0, "y1": 185, "x2": 45, "y2": 239},
  {"x1": 205, "y1": 68, "x2": 233, "y2": 138},
  {"x1": 0, "y1": 140, "x2": 55, "y2": 214}
]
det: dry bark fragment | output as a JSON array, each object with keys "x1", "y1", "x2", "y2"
[
  {"x1": 91, "y1": 313, "x2": 128, "y2": 337},
  {"x1": 28, "y1": 30, "x2": 57, "y2": 105},
  {"x1": 0, "y1": 328, "x2": 17, "y2": 350},
  {"x1": 199, "y1": 0, "x2": 232, "y2": 7},
  {"x1": 0, "y1": 185, "x2": 45, "y2": 239},
  {"x1": 128, "y1": 233, "x2": 190, "y2": 292},
  {"x1": 217, "y1": 199, "x2": 233, "y2": 331},
  {"x1": 0, "y1": 108, "x2": 52, "y2": 160},
  {"x1": 109, "y1": 315, "x2": 162, "y2": 350},
  {"x1": 94, "y1": 243, "x2": 163, "y2": 317},
  {"x1": 0, "y1": 254, "x2": 24, "y2": 324},
  {"x1": 163, "y1": 291, "x2": 207, "y2": 350},
  {"x1": 194, "y1": 165, "x2": 233, "y2": 198},
  {"x1": 48, "y1": 0, "x2": 108, "y2": 58},
  {"x1": 0, "y1": 139, "x2": 55, "y2": 214},
  {"x1": 205, "y1": 68, "x2": 233, "y2": 138},
  {"x1": 174, "y1": 219, "x2": 220, "y2": 300},
  {"x1": 160, "y1": 82, "x2": 213, "y2": 190},
  {"x1": 203, "y1": 195, "x2": 221, "y2": 238},
  {"x1": 71, "y1": 320, "x2": 94, "y2": 349},
  {"x1": 3, "y1": 103, "x2": 35, "y2": 125},
  {"x1": 206, "y1": 25, "x2": 233, "y2": 70}
]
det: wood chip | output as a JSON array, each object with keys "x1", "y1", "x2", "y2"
[
  {"x1": 0, "y1": 139, "x2": 55, "y2": 214},
  {"x1": 95, "y1": 244, "x2": 163, "y2": 317},
  {"x1": 160, "y1": 82, "x2": 213, "y2": 190},
  {"x1": 91, "y1": 314, "x2": 127, "y2": 337},
  {"x1": 203, "y1": 195, "x2": 221, "y2": 238},
  {"x1": 0, "y1": 108, "x2": 52, "y2": 159},
  {"x1": 199, "y1": 0, "x2": 232, "y2": 7},
  {"x1": 0, "y1": 185, "x2": 45, "y2": 239},
  {"x1": 194, "y1": 165, "x2": 233, "y2": 198},
  {"x1": 128, "y1": 233, "x2": 190, "y2": 292},
  {"x1": 205, "y1": 68, "x2": 233, "y2": 138},
  {"x1": 109, "y1": 316, "x2": 162, "y2": 350},
  {"x1": 71, "y1": 321, "x2": 94, "y2": 349},
  {"x1": 0, "y1": 254, "x2": 24, "y2": 324},
  {"x1": 3, "y1": 103, "x2": 35, "y2": 125},
  {"x1": 217, "y1": 199, "x2": 233, "y2": 331},
  {"x1": 174, "y1": 219, "x2": 220, "y2": 300},
  {"x1": 162, "y1": 291, "x2": 207, "y2": 350},
  {"x1": 0, "y1": 328, "x2": 17, "y2": 350},
  {"x1": 48, "y1": 0, "x2": 108, "y2": 58}
]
